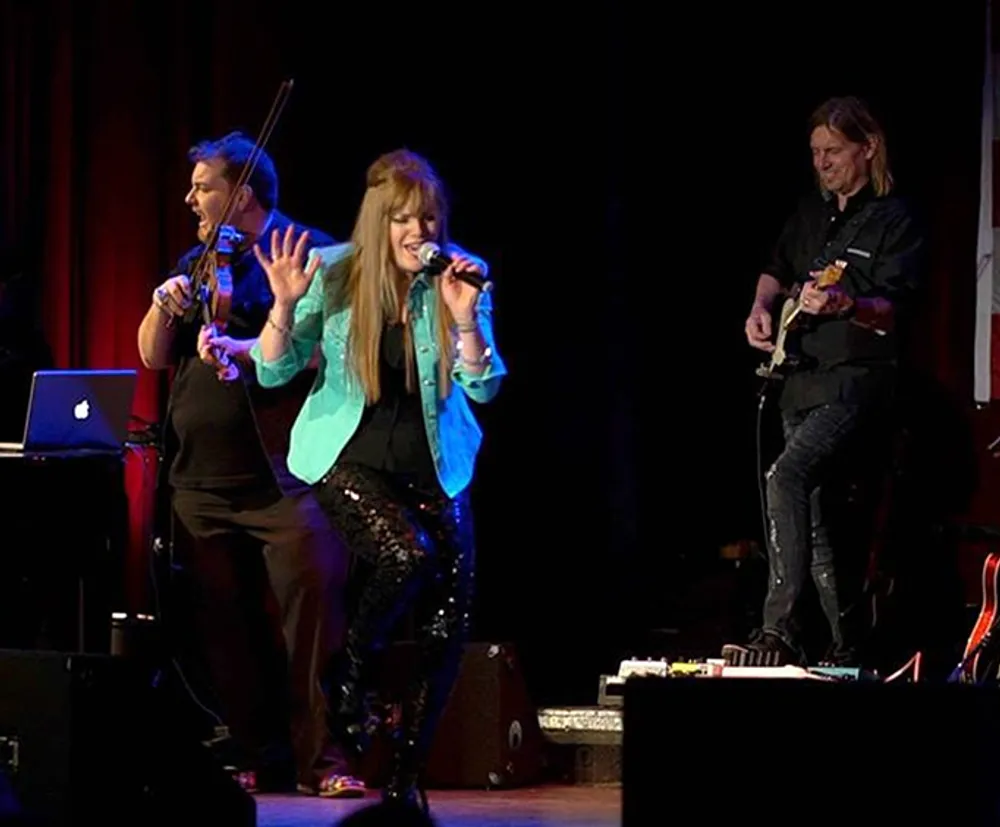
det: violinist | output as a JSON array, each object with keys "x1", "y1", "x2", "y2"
[{"x1": 136, "y1": 131, "x2": 360, "y2": 798}]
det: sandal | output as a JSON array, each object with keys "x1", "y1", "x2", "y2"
[{"x1": 296, "y1": 773, "x2": 366, "y2": 798}]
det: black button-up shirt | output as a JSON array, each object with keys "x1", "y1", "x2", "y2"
[
  {"x1": 761, "y1": 183, "x2": 926, "y2": 413},
  {"x1": 337, "y1": 321, "x2": 438, "y2": 492}
]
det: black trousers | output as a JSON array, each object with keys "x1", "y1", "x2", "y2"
[
  {"x1": 313, "y1": 462, "x2": 475, "y2": 791},
  {"x1": 169, "y1": 484, "x2": 350, "y2": 786}
]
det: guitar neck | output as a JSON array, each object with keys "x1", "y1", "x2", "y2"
[{"x1": 780, "y1": 296, "x2": 807, "y2": 331}]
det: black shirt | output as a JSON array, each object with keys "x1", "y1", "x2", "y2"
[
  {"x1": 762, "y1": 183, "x2": 926, "y2": 413},
  {"x1": 163, "y1": 211, "x2": 335, "y2": 491},
  {"x1": 337, "y1": 321, "x2": 438, "y2": 491}
]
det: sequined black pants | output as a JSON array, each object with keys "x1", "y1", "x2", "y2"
[{"x1": 314, "y1": 462, "x2": 475, "y2": 795}]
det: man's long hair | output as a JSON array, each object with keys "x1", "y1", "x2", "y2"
[
  {"x1": 809, "y1": 96, "x2": 894, "y2": 196},
  {"x1": 335, "y1": 149, "x2": 456, "y2": 403}
]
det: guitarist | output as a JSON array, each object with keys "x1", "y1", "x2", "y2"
[{"x1": 728, "y1": 96, "x2": 926, "y2": 668}]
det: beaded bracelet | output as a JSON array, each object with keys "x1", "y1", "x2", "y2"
[
  {"x1": 267, "y1": 312, "x2": 292, "y2": 337},
  {"x1": 456, "y1": 338, "x2": 492, "y2": 367}
]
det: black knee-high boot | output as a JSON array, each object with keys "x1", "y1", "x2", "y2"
[
  {"x1": 381, "y1": 638, "x2": 464, "y2": 810},
  {"x1": 382, "y1": 488, "x2": 476, "y2": 810},
  {"x1": 331, "y1": 551, "x2": 427, "y2": 758}
]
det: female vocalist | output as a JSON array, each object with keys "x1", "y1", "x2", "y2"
[{"x1": 241, "y1": 149, "x2": 506, "y2": 810}]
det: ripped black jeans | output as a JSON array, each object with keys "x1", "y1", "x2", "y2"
[
  {"x1": 313, "y1": 462, "x2": 475, "y2": 796},
  {"x1": 762, "y1": 402, "x2": 881, "y2": 661}
]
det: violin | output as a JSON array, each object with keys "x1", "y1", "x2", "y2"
[
  {"x1": 167, "y1": 78, "x2": 295, "y2": 381},
  {"x1": 187, "y1": 224, "x2": 248, "y2": 381}
]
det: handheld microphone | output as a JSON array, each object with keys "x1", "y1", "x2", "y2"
[{"x1": 417, "y1": 242, "x2": 493, "y2": 292}]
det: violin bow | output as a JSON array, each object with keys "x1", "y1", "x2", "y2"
[{"x1": 172, "y1": 78, "x2": 295, "y2": 328}]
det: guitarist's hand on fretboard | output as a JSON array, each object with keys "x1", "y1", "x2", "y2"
[{"x1": 799, "y1": 274, "x2": 854, "y2": 317}]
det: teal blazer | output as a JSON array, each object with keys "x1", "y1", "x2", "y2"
[{"x1": 249, "y1": 242, "x2": 506, "y2": 498}]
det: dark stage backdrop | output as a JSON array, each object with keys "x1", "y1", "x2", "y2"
[{"x1": 1, "y1": 0, "x2": 998, "y2": 701}]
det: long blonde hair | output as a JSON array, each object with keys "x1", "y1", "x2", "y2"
[
  {"x1": 338, "y1": 149, "x2": 456, "y2": 403},
  {"x1": 809, "y1": 96, "x2": 894, "y2": 197}
]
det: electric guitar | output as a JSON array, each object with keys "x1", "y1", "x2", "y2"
[
  {"x1": 957, "y1": 551, "x2": 1000, "y2": 684},
  {"x1": 756, "y1": 259, "x2": 848, "y2": 380}
]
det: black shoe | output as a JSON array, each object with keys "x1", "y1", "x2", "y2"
[
  {"x1": 721, "y1": 630, "x2": 803, "y2": 666},
  {"x1": 381, "y1": 727, "x2": 429, "y2": 813},
  {"x1": 381, "y1": 779, "x2": 428, "y2": 813},
  {"x1": 818, "y1": 642, "x2": 862, "y2": 669},
  {"x1": 203, "y1": 736, "x2": 292, "y2": 793}
]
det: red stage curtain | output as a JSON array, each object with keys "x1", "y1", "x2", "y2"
[{"x1": 0, "y1": 0, "x2": 208, "y2": 612}]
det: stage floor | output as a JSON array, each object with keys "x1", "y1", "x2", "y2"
[{"x1": 256, "y1": 783, "x2": 621, "y2": 826}]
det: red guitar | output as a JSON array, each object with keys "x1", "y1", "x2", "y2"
[{"x1": 957, "y1": 551, "x2": 1000, "y2": 683}]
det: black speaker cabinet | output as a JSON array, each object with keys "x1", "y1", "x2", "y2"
[
  {"x1": 0, "y1": 649, "x2": 256, "y2": 826},
  {"x1": 623, "y1": 676, "x2": 1000, "y2": 825},
  {"x1": 363, "y1": 641, "x2": 546, "y2": 789},
  {"x1": 426, "y1": 642, "x2": 546, "y2": 788}
]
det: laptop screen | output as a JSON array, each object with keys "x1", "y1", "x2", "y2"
[{"x1": 14, "y1": 369, "x2": 138, "y2": 451}]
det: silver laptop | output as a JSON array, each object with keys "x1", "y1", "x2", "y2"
[{"x1": 0, "y1": 369, "x2": 138, "y2": 453}]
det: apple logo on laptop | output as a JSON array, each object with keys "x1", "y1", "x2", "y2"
[{"x1": 74, "y1": 399, "x2": 90, "y2": 420}]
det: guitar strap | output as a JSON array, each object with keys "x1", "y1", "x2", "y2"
[{"x1": 809, "y1": 196, "x2": 885, "y2": 277}]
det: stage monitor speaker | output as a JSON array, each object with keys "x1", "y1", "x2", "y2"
[
  {"x1": 425, "y1": 641, "x2": 546, "y2": 788},
  {"x1": 0, "y1": 648, "x2": 256, "y2": 826},
  {"x1": 363, "y1": 641, "x2": 546, "y2": 789},
  {"x1": 623, "y1": 676, "x2": 1000, "y2": 825}
]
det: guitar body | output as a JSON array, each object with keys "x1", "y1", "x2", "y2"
[
  {"x1": 959, "y1": 552, "x2": 1000, "y2": 683},
  {"x1": 757, "y1": 293, "x2": 800, "y2": 378}
]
